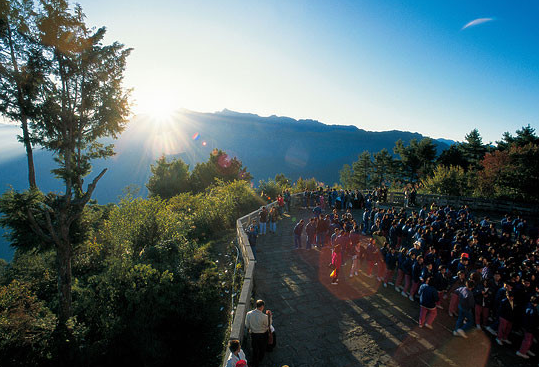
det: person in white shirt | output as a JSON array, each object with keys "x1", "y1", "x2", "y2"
[
  {"x1": 245, "y1": 300, "x2": 270, "y2": 367},
  {"x1": 226, "y1": 339, "x2": 247, "y2": 367}
]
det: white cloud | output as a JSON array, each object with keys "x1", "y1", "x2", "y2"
[{"x1": 462, "y1": 18, "x2": 495, "y2": 30}]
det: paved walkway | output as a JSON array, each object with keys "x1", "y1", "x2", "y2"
[{"x1": 252, "y1": 208, "x2": 533, "y2": 367}]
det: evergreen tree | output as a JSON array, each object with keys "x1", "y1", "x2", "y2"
[
  {"x1": 146, "y1": 155, "x2": 191, "y2": 199},
  {"x1": 497, "y1": 124, "x2": 539, "y2": 150},
  {"x1": 190, "y1": 149, "x2": 252, "y2": 192},
  {"x1": 1, "y1": 0, "x2": 132, "y2": 327},
  {"x1": 351, "y1": 151, "x2": 372, "y2": 189},
  {"x1": 0, "y1": 0, "x2": 45, "y2": 188},
  {"x1": 437, "y1": 144, "x2": 468, "y2": 169},
  {"x1": 393, "y1": 138, "x2": 436, "y2": 182},
  {"x1": 339, "y1": 164, "x2": 353, "y2": 189},
  {"x1": 371, "y1": 148, "x2": 394, "y2": 187},
  {"x1": 460, "y1": 129, "x2": 487, "y2": 170}
]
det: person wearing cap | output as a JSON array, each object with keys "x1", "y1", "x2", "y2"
[
  {"x1": 226, "y1": 340, "x2": 247, "y2": 367},
  {"x1": 452, "y1": 253, "x2": 470, "y2": 276},
  {"x1": 245, "y1": 300, "x2": 270, "y2": 367}
]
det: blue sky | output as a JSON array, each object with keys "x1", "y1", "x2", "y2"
[{"x1": 75, "y1": 0, "x2": 539, "y2": 142}]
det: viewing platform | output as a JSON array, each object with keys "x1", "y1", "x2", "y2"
[{"x1": 229, "y1": 204, "x2": 533, "y2": 367}]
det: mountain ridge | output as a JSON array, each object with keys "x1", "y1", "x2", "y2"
[{"x1": 0, "y1": 109, "x2": 453, "y2": 260}]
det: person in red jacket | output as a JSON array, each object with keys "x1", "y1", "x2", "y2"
[{"x1": 331, "y1": 237, "x2": 343, "y2": 285}]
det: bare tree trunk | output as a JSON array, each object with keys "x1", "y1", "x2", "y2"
[
  {"x1": 7, "y1": 23, "x2": 37, "y2": 189},
  {"x1": 21, "y1": 115, "x2": 37, "y2": 188},
  {"x1": 56, "y1": 236, "x2": 72, "y2": 325}
]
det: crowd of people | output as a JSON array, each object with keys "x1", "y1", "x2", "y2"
[{"x1": 293, "y1": 197, "x2": 539, "y2": 360}]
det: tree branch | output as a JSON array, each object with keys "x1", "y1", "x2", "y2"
[
  {"x1": 68, "y1": 168, "x2": 107, "y2": 226},
  {"x1": 44, "y1": 210, "x2": 61, "y2": 245},
  {"x1": 26, "y1": 208, "x2": 53, "y2": 243}
]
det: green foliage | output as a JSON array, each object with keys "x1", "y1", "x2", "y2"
[
  {"x1": 497, "y1": 124, "x2": 539, "y2": 151},
  {"x1": 190, "y1": 149, "x2": 252, "y2": 192},
  {"x1": 257, "y1": 179, "x2": 281, "y2": 201},
  {"x1": 169, "y1": 180, "x2": 264, "y2": 240},
  {"x1": 100, "y1": 195, "x2": 192, "y2": 261},
  {"x1": 0, "y1": 189, "x2": 48, "y2": 250},
  {"x1": 393, "y1": 138, "x2": 437, "y2": 182},
  {"x1": 371, "y1": 148, "x2": 395, "y2": 186},
  {"x1": 437, "y1": 144, "x2": 468, "y2": 169},
  {"x1": 0, "y1": 0, "x2": 43, "y2": 188},
  {"x1": 293, "y1": 177, "x2": 318, "y2": 191},
  {"x1": 0, "y1": 177, "x2": 257, "y2": 366},
  {"x1": 146, "y1": 155, "x2": 191, "y2": 199},
  {"x1": 421, "y1": 165, "x2": 473, "y2": 196},
  {"x1": 460, "y1": 129, "x2": 487, "y2": 170},
  {"x1": 0, "y1": 280, "x2": 57, "y2": 367},
  {"x1": 339, "y1": 164, "x2": 353, "y2": 189},
  {"x1": 351, "y1": 151, "x2": 372, "y2": 189},
  {"x1": 274, "y1": 173, "x2": 291, "y2": 188}
]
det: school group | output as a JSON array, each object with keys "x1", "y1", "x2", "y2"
[{"x1": 293, "y1": 200, "x2": 539, "y2": 360}]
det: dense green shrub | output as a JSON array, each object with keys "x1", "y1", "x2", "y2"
[{"x1": 0, "y1": 179, "x2": 258, "y2": 367}]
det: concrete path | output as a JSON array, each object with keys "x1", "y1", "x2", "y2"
[{"x1": 251, "y1": 208, "x2": 533, "y2": 367}]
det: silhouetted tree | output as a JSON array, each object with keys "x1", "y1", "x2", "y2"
[{"x1": 0, "y1": 0, "x2": 45, "y2": 188}]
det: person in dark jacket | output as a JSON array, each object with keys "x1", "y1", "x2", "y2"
[
  {"x1": 420, "y1": 263, "x2": 434, "y2": 284},
  {"x1": 434, "y1": 265, "x2": 449, "y2": 309},
  {"x1": 247, "y1": 222, "x2": 258, "y2": 260},
  {"x1": 401, "y1": 253, "x2": 415, "y2": 297},
  {"x1": 388, "y1": 221, "x2": 398, "y2": 247},
  {"x1": 384, "y1": 247, "x2": 398, "y2": 287},
  {"x1": 517, "y1": 296, "x2": 539, "y2": 359},
  {"x1": 473, "y1": 278, "x2": 494, "y2": 329},
  {"x1": 305, "y1": 218, "x2": 317, "y2": 250},
  {"x1": 365, "y1": 238, "x2": 378, "y2": 278},
  {"x1": 394, "y1": 248, "x2": 407, "y2": 292},
  {"x1": 496, "y1": 290, "x2": 516, "y2": 345},
  {"x1": 419, "y1": 277, "x2": 440, "y2": 329},
  {"x1": 409, "y1": 256, "x2": 424, "y2": 301},
  {"x1": 293, "y1": 219, "x2": 304, "y2": 249},
  {"x1": 453, "y1": 279, "x2": 476, "y2": 338}
]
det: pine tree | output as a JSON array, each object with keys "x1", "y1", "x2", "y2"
[
  {"x1": 460, "y1": 129, "x2": 487, "y2": 170},
  {"x1": 0, "y1": 0, "x2": 45, "y2": 188},
  {"x1": 2, "y1": 0, "x2": 132, "y2": 326},
  {"x1": 351, "y1": 151, "x2": 372, "y2": 189},
  {"x1": 371, "y1": 148, "x2": 394, "y2": 187}
]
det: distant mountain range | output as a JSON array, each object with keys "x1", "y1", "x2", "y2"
[{"x1": 0, "y1": 109, "x2": 453, "y2": 259}]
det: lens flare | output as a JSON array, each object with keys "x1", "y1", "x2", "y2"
[{"x1": 192, "y1": 132, "x2": 200, "y2": 140}]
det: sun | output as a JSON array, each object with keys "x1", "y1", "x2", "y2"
[{"x1": 135, "y1": 93, "x2": 178, "y2": 122}]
